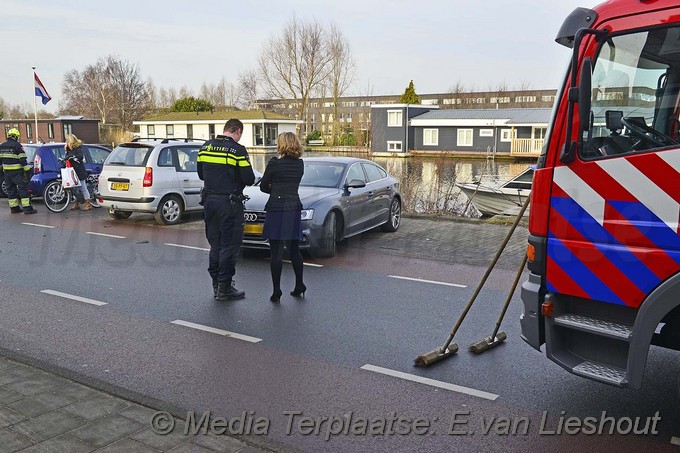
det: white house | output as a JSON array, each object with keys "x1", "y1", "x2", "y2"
[{"x1": 133, "y1": 110, "x2": 302, "y2": 153}]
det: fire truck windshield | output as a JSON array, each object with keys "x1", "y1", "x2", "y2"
[{"x1": 581, "y1": 26, "x2": 680, "y2": 159}]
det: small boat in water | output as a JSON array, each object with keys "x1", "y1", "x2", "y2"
[{"x1": 456, "y1": 166, "x2": 533, "y2": 217}]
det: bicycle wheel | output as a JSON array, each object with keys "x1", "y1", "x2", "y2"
[{"x1": 42, "y1": 180, "x2": 72, "y2": 213}]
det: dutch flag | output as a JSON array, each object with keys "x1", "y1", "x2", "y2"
[{"x1": 34, "y1": 72, "x2": 52, "y2": 105}]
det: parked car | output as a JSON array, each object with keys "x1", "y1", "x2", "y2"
[
  {"x1": 0, "y1": 142, "x2": 110, "y2": 199},
  {"x1": 242, "y1": 157, "x2": 402, "y2": 257},
  {"x1": 98, "y1": 138, "x2": 206, "y2": 224}
]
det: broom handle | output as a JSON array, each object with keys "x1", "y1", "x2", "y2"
[
  {"x1": 490, "y1": 254, "x2": 528, "y2": 340},
  {"x1": 441, "y1": 195, "x2": 530, "y2": 351}
]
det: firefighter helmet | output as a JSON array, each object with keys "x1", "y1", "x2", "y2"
[{"x1": 6, "y1": 128, "x2": 20, "y2": 140}]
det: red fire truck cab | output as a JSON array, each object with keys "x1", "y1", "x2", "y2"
[{"x1": 521, "y1": 0, "x2": 680, "y2": 388}]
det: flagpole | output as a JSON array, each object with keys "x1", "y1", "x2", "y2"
[{"x1": 32, "y1": 67, "x2": 39, "y2": 143}]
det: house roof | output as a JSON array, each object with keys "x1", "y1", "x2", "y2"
[
  {"x1": 412, "y1": 108, "x2": 552, "y2": 125},
  {"x1": 139, "y1": 110, "x2": 295, "y2": 122}
]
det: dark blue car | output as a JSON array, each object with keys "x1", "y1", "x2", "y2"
[{"x1": 0, "y1": 142, "x2": 110, "y2": 199}]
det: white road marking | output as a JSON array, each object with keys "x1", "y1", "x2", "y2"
[
  {"x1": 86, "y1": 231, "x2": 125, "y2": 239},
  {"x1": 671, "y1": 437, "x2": 680, "y2": 446},
  {"x1": 360, "y1": 364, "x2": 499, "y2": 401},
  {"x1": 21, "y1": 222, "x2": 56, "y2": 229},
  {"x1": 388, "y1": 275, "x2": 467, "y2": 288},
  {"x1": 164, "y1": 243, "x2": 210, "y2": 251},
  {"x1": 41, "y1": 290, "x2": 107, "y2": 307},
  {"x1": 283, "y1": 260, "x2": 323, "y2": 268},
  {"x1": 171, "y1": 320, "x2": 262, "y2": 343}
]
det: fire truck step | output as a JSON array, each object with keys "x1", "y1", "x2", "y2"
[
  {"x1": 572, "y1": 361, "x2": 626, "y2": 386},
  {"x1": 554, "y1": 314, "x2": 633, "y2": 341}
]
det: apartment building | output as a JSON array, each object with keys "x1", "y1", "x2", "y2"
[{"x1": 253, "y1": 88, "x2": 557, "y2": 144}]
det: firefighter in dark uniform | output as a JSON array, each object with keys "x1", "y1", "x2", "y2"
[
  {"x1": 0, "y1": 128, "x2": 37, "y2": 214},
  {"x1": 197, "y1": 119, "x2": 255, "y2": 301}
]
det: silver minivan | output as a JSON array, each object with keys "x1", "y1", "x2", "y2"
[{"x1": 98, "y1": 139, "x2": 204, "y2": 225}]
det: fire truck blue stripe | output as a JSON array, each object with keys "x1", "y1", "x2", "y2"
[
  {"x1": 550, "y1": 196, "x2": 661, "y2": 300},
  {"x1": 607, "y1": 200, "x2": 680, "y2": 254},
  {"x1": 548, "y1": 238, "x2": 625, "y2": 305}
]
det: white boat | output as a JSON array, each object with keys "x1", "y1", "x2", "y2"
[{"x1": 456, "y1": 166, "x2": 533, "y2": 217}]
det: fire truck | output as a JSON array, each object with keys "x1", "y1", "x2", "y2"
[{"x1": 521, "y1": 0, "x2": 680, "y2": 388}]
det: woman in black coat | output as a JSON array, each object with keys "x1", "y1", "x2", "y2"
[
  {"x1": 260, "y1": 132, "x2": 306, "y2": 302},
  {"x1": 65, "y1": 134, "x2": 91, "y2": 211}
]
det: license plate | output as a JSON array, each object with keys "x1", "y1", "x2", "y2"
[
  {"x1": 244, "y1": 223, "x2": 263, "y2": 235},
  {"x1": 111, "y1": 182, "x2": 129, "y2": 191}
]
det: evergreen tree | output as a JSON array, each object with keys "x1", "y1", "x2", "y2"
[
  {"x1": 399, "y1": 80, "x2": 420, "y2": 104},
  {"x1": 171, "y1": 97, "x2": 214, "y2": 112}
]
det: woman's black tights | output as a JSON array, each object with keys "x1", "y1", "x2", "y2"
[{"x1": 269, "y1": 240, "x2": 304, "y2": 292}]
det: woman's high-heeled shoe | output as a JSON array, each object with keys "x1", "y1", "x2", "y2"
[
  {"x1": 290, "y1": 284, "x2": 306, "y2": 298},
  {"x1": 270, "y1": 289, "x2": 282, "y2": 303}
]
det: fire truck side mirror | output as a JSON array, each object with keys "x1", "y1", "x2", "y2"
[{"x1": 578, "y1": 57, "x2": 593, "y2": 132}]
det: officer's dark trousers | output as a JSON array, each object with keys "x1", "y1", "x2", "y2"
[
  {"x1": 4, "y1": 171, "x2": 31, "y2": 210},
  {"x1": 204, "y1": 196, "x2": 244, "y2": 283}
]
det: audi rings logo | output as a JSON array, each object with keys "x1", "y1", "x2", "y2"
[{"x1": 244, "y1": 213, "x2": 258, "y2": 222}]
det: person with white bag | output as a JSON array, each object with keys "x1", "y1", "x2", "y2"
[{"x1": 64, "y1": 134, "x2": 91, "y2": 211}]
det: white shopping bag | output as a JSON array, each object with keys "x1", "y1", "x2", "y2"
[{"x1": 60, "y1": 167, "x2": 81, "y2": 188}]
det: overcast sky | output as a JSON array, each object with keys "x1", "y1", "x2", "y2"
[{"x1": 4, "y1": 0, "x2": 589, "y2": 113}]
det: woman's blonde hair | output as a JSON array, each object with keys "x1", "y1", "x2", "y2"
[
  {"x1": 65, "y1": 134, "x2": 83, "y2": 149},
  {"x1": 277, "y1": 132, "x2": 303, "y2": 158}
]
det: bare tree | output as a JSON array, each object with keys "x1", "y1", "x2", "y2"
[
  {"x1": 442, "y1": 80, "x2": 466, "y2": 109},
  {"x1": 238, "y1": 69, "x2": 259, "y2": 110},
  {"x1": 178, "y1": 85, "x2": 193, "y2": 99},
  {"x1": 327, "y1": 23, "x2": 355, "y2": 144},
  {"x1": 60, "y1": 55, "x2": 151, "y2": 130},
  {"x1": 106, "y1": 56, "x2": 151, "y2": 129},
  {"x1": 257, "y1": 16, "x2": 333, "y2": 135}
]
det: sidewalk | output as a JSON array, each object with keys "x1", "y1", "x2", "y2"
[{"x1": 0, "y1": 356, "x2": 268, "y2": 453}]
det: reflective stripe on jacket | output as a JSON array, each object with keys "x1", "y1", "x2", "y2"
[{"x1": 0, "y1": 139, "x2": 30, "y2": 172}]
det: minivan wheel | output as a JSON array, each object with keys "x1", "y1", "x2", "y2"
[
  {"x1": 108, "y1": 209, "x2": 133, "y2": 220},
  {"x1": 155, "y1": 195, "x2": 183, "y2": 225},
  {"x1": 0, "y1": 180, "x2": 8, "y2": 198},
  {"x1": 381, "y1": 198, "x2": 401, "y2": 232}
]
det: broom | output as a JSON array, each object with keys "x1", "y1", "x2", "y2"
[{"x1": 414, "y1": 196, "x2": 530, "y2": 367}]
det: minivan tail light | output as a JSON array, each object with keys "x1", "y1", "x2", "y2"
[
  {"x1": 143, "y1": 167, "x2": 153, "y2": 187},
  {"x1": 34, "y1": 154, "x2": 41, "y2": 173}
]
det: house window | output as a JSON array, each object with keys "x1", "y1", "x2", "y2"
[
  {"x1": 209, "y1": 124, "x2": 215, "y2": 140},
  {"x1": 253, "y1": 124, "x2": 263, "y2": 146},
  {"x1": 500, "y1": 129, "x2": 516, "y2": 142},
  {"x1": 26, "y1": 124, "x2": 33, "y2": 139},
  {"x1": 457, "y1": 129, "x2": 473, "y2": 146},
  {"x1": 166, "y1": 125, "x2": 174, "y2": 137},
  {"x1": 48, "y1": 123, "x2": 54, "y2": 139},
  {"x1": 387, "y1": 110, "x2": 402, "y2": 127},
  {"x1": 387, "y1": 141, "x2": 402, "y2": 151},
  {"x1": 63, "y1": 123, "x2": 72, "y2": 137},
  {"x1": 479, "y1": 129, "x2": 494, "y2": 137},
  {"x1": 148, "y1": 125, "x2": 155, "y2": 136},
  {"x1": 265, "y1": 124, "x2": 278, "y2": 146},
  {"x1": 423, "y1": 129, "x2": 438, "y2": 146},
  {"x1": 187, "y1": 124, "x2": 193, "y2": 139}
]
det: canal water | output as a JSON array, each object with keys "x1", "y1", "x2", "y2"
[{"x1": 249, "y1": 151, "x2": 535, "y2": 217}]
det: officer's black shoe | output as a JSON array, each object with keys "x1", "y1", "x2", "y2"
[
  {"x1": 212, "y1": 280, "x2": 219, "y2": 298},
  {"x1": 10, "y1": 207, "x2": 22, "y2": 214},
  {"x1": 216, "y1": 281, "x2": 245, "y2": 301},
  {"x1": 23, "y1": 206, "x2": 37, "y2": 215}
]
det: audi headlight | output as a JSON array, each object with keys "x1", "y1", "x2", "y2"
[{"x1": 300, "y1": 209, "x2": 314, "y2": 221}]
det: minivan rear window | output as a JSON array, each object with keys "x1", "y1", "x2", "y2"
[{"x1": 106, "y1": 145, "x2": 153, "y2": 167}]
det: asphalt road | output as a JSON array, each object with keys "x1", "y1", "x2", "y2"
[{"x1": 0, "y1": 203, "x2": 677, "y2": 452}]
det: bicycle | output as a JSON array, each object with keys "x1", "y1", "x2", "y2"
[{"x1": 43, "y1": 158, "x2": 101, "y2": 213}]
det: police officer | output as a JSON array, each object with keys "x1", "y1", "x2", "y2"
[
  {"x1": 198, "y1": 119, "x2": 255, "y2": 301},
  {"x1": 0, "y1": 128, "x2": 36, "y2": 214}
]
